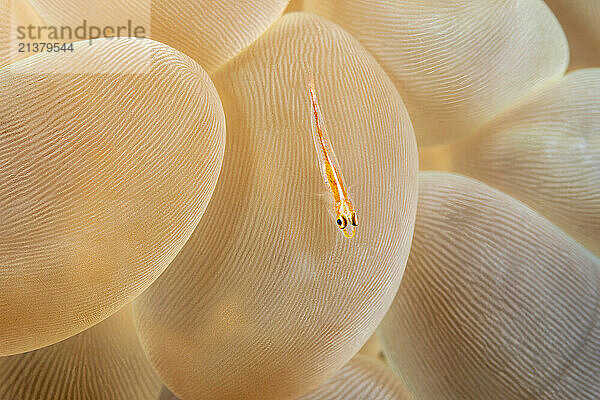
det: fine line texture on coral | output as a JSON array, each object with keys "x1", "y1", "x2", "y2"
[
  {"x1": 380, "y1": 172, "x2": 600, "y2": 400},
  {"x1": 0, "y1": 305, "x2": 163, "y2": 399},
  {"x1": 133, "y1": 12, "x2": 418, "y2": 400},
  {"x1": 452, "y1": 68, "x2": 600, "y2": 257},
  {"x1": 0, "y1": 38, "x2": 225, "y2": 356},
  {"x1": 304, "y1": 0, "x2": 568, "y2": 146}
]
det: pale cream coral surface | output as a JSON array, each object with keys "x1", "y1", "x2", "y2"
[
  {"x1": 28, "y1": 0, "x2": 289, "y2": 73},
  {"x1": 134, "y1": 12, "x2": 417, "y2": 400},
  {"x1": 0, "y1": 0, "x2": 599, "y2": 399},
  {"x1": 379, "y1": 172, "x2": 600, "y2": 399},
  {"x1": 304, "y1": 0, "x2": 569, "y2": 145},
  {"x1": 0, "y1": 38, "x2": 225, "y2": 355},
  {"x1": 0, "y1": 305, "x2": 163, "y2": 399}
]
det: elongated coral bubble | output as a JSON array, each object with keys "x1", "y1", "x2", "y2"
[
  {"x1": 0, "y1": 38, "x2": 225, "y2": 355},
  {"x1": 297, "y1": 356, "x2": 414, "y2": 400},
  {"x1": 304, "y1": 0, "x2": 568, "y2": 146},
  {"x1": 134, "y1": 12, "x2": 418, "y2": 400},
  {"x1": 379, "y1": 172, "x2": 600, "y2": 400},
  {"x1": 452, "y1": 69, "x2": 600, "y2": 256},
  {"x1": 0, "y1": 305, "x2": 162, "y2": 399},
  {"x1": 28, "y1": 0, "x2": 289, "y2": 73}
]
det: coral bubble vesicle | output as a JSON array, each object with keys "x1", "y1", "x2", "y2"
[
  {"x1": 0, "y1": 306, "x2": 162, "y2": 399},
  {"x1": 379, "y1": 172, "x2": 600, "y2": 400},
  {"x1": 0, "y1": 38, "x2": 225, "y2": 355},
  {"x1": 297, "y1": 356, "x2": 414, "y2": 400},
  {"x1": 305, "y1": 0, "x2": 568, "y2": 146},
  {"x1": 134, "y1": 12, "x2": 418, "y2": 400},
  {"x1": 543, "y1": 0, "x2": 600, "y2": 69}
]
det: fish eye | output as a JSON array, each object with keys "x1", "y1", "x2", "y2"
[
  {"x1": 350, "y1": 212, "x2": 358, "y2": 227},
  {"x1": 336, "y1": 215, "x2": 348, "y2": 229}
]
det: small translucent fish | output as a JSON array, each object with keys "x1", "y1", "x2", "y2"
[{"x1": 308, "y1": 78, "x2": 358, "y2": 238}]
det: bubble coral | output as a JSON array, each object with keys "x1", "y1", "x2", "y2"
[
  {"x1": 159, "y1": 356, "x2": 414, "y2": 400},
  {"x1": 0, "y1": 305, "x2": 163, "y2": 399},
  {"x1": 0, "y1": 0, "x2": 599, "y2": 399},
  {"x1": 296, "y1": 355, "x2": 414, "y2": 400},
  {"x1": 133, "y1": 12, "x2": 417, "y2": 400},
  {"x1": 0, "y1": 38, "x2": 225, "y2": 355},
  {"x1": 379, "y1": 172, "x2": 600, "y2": 399}
]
